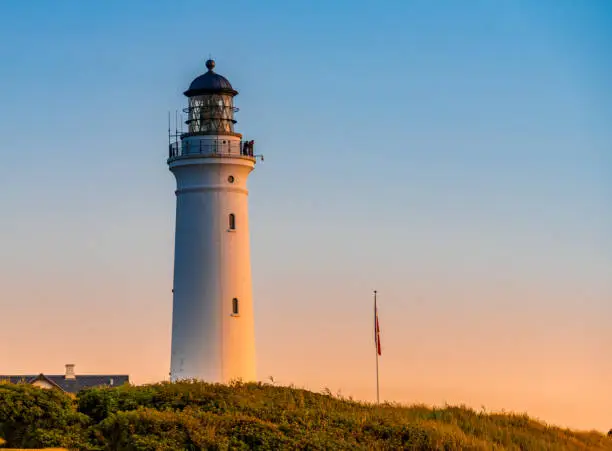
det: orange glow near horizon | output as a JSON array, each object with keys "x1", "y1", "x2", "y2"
[{"x1": 1, "y1": 274, "x2": 609, "y2": 432}]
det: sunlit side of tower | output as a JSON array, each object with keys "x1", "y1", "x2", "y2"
[{"x1": 167, "y1": 60, "x2": 259, "y2": 383}]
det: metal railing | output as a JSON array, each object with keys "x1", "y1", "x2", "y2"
[{"x1": 168, "y1": 139, "x2": 259, "y2": 162}]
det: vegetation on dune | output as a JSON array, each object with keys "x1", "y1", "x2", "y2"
[{"x1": 0, "y1": 380, "x2": 610, "y2": 450}]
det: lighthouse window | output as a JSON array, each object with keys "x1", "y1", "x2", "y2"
[
  {"x1": 232, "y1": 298, "x2": 239, "y2": 315},
  {"x1": 229, "y1": 213, "x2": 236, "y2": 230}
]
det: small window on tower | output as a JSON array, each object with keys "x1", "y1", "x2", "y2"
[
  {"x1": 232, "y1": 298, "x2": 239, "y2": 315},
  {"x1": 229, "y1": 213, "x2": 236, "y2": 230}
]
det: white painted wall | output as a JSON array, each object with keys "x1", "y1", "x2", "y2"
[{"x1": 169, "y1": 137, "x2": 256, "y2": 383}]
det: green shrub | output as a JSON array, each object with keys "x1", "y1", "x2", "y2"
[
  {"x1": 0, "y1": 380, "x2": 610, "y2": 450},
  {"x1": 0, "y1": 383, "x2": 90, "y2": 449}
]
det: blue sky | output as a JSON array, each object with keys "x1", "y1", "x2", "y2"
[{"x1": 0, "y1": 0, "x2": 610, "y2": 431}]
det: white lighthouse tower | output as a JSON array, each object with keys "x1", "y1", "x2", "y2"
[{"x1": 168, "y1": 59, "x2": 258, "y2": 383}]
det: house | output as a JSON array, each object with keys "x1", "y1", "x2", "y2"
[{"x1": 0, "y1": 364, "x2": 129, "y2": 394}]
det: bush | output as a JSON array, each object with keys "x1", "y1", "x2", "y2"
[
  {"x1": 0, "y1": 383, "x2": 90, "y2": 449},
  {"x1": 1, "y1": 380, "x2": 611, "y2": 450}
]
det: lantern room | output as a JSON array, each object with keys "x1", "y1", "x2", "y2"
[{"x1": 183, "y1": 59, "x2": 239, "y2": 135}]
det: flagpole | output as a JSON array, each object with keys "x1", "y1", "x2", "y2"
[{"x1": 374, "y1": 290, "x2": 380, "y2": 404}]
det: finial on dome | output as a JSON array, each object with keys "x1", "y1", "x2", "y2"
[{"x1": 205, "y1": 59, "x2": 215, "y2": 71}]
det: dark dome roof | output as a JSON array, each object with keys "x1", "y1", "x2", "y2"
[{"x1": 184, "y1": 59, "x2": 238, "y2": 97}]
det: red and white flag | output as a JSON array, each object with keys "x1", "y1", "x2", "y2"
[{"x1": 374, "y1": 297, "x2": 381, "y2": 356}]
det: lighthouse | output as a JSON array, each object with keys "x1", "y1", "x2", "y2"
[{"x1": 168, "y1": 59, "x2": 258, "y2": 383}]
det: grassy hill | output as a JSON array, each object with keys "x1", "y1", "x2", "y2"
[{"x1": 0, "y1": 380, "x2": 610, "y2": 450}]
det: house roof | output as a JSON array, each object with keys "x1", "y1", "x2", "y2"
[{"x1": 0, "y1": 373, "x2": 129, "y2": 393}]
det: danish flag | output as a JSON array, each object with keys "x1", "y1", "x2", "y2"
[{"x1": 374, "y1": 297, "x2": 381, "y2": 356}]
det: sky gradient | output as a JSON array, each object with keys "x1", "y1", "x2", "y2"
[{"x1": 0, "y1": 0, "x2": 610, "y2": 432}]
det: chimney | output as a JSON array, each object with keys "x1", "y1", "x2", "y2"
[{"x1": 65, "y1": 364, "x2": 76, "y2": 379}]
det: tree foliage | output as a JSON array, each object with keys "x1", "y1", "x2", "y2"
[
  {"x1": 0, "y1": 383, "x2": 89, "y2": 449},
  {"x1": 0, "y1": 380, "x2": 610, "y2": 450}
]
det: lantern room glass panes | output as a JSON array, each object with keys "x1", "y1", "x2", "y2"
[{"x1": 186, "y1": 94, "x2": 236, "y2": 134}]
